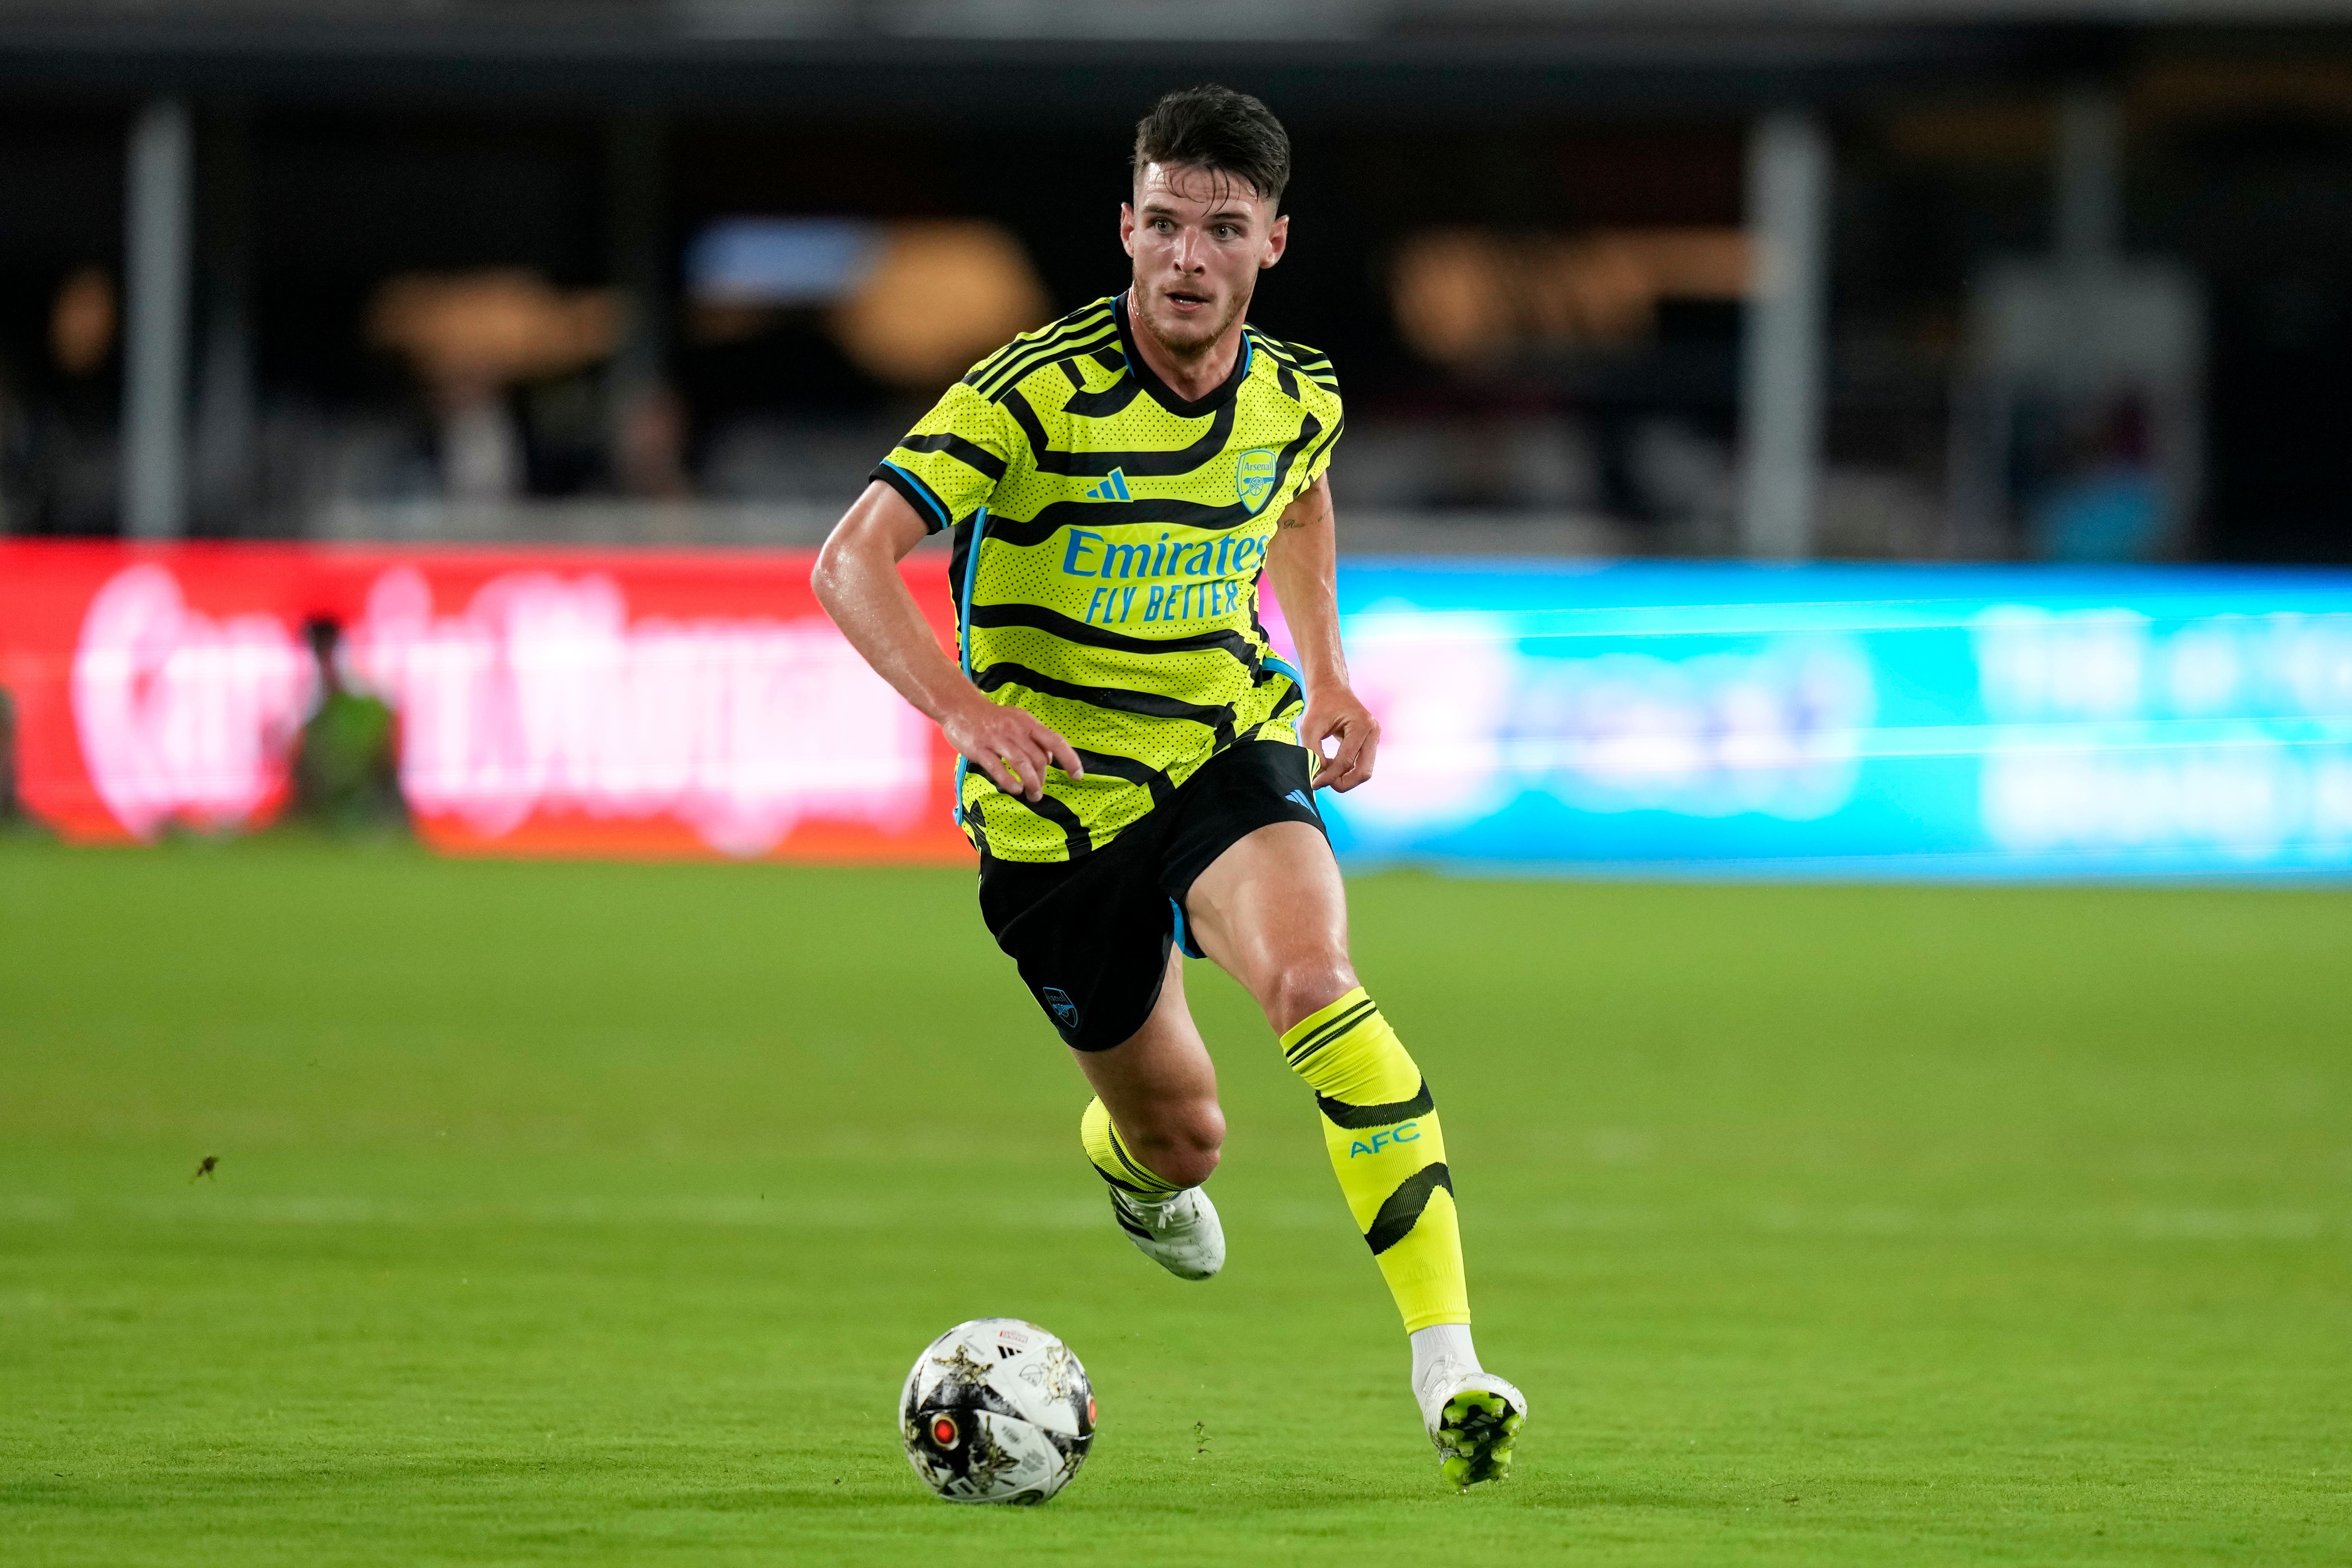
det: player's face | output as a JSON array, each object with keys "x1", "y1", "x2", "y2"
[{"x1": 1121, "y1": 162, "x2": 1289, "y2": 359}]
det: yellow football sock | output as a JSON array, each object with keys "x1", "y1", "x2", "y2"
[
  {"x1": 1080, "y1": 1095, "x2": 1184, "y2": 1200},
  {"x1": 1280, "y1": 988, "x2": 1470, "y2": 1333}
]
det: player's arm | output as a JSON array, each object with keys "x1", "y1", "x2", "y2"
[
  {"x1": 1264, "y1": 473, "x2": 1378, "y2": 792},
  {"x1": 812, "y1": 482, "x2": 1081, "y2": 803}
]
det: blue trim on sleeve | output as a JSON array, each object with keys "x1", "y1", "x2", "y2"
[
  {"x1": 879, "y1": 460, "x2": 951, "y2": 533},
  {"x1": 1264, "y1": 654, "x2": 1306, "y2": 691}
]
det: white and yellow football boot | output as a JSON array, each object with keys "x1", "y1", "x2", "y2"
[
  {"x1": 1412, "y1": 1330, "x2": 1527, "y2": 1489},
  {"x1": 1106, "y1": 1185, "x2": 1225, "y2": 1281}
]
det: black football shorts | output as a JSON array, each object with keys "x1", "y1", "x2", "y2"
[{"x1": 977, "y1": 741, "x2": 1327, "y2": 1051}]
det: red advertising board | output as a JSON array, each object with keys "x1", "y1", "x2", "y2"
[{"x1": 0, "y1": 541, "x2": 972, "y2": 863}]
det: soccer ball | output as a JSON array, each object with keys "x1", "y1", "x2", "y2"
[{"x1": 899, "y1": 1317, "x2": 1095, "y2": 1504}]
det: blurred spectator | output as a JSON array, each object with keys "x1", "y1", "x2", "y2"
[
  {"x1": 367, "y1": 270, "x2": 620, "y2": 502},
  {"x1": 8, "y1": 267, "x2": 122, "y2": 535},
  {"x1": 612, "y1": 381, "x2": 691, "y2": 498},
  {"x1": 291, "y1": 619, "x2": 403, "y2": 834},
  {"x1": 50, "y1": 267, "x2": 114, "y2": 376}
]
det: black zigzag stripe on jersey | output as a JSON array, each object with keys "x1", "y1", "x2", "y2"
[
  {"x1": 973, "y1": 663, "x2": 1235, "y2": 736},
  {"x1": 975, "y1": 328, "x2": 1121, "y2": 405},
  {"x1": 963, "y1": 328, "x2": 1114, "y2": 405},
  {"x1": 1233, "y1": 708, "x2": 1303, "y2": 750},
  {"x1": 1236, "y1": 659, "x2": 1307, "y2": 728},
  {"x1": 1316, "y1": 1078, "x2": 1436, "y2": 1129},
  {"x1": 1017, "y1": 788, "x2": 1094, "y2": 860},
  {"x1": 1229, "y1": 683, "x2": 1307, "y2": 755},
  {"x1": 1260, "y1": 337, "x2": 1338, "y2": 390},
  {"x1": 1284, "y1": 996, "x2": 1379, "y2": 1066},
  {"x1": 979, "y1": 413, "x2": 1328, "y2": 548},
  {"x1": 967, "y1": 601, "x2": 1263, "y2": 674},
  {"x1": 1297, "y1": 415, "x2": 1345, "y2": 479},
  {"x1": 965, "y1": 311, "x2": 1119, "y2": 401},
  {"x1": 1240, "y1": 688, "x2": 1308, "y2": 744},
  {"x1": 1268, "y1": 412, "x2": 1326, "y2": 496},
  {"x1": 975, "y1": 776, "x2": 1093, "y2": 859},
  {"x1": 1364, "y1": 1163, "x2": 1454, "y2": 1256},
  {"x1": 1061, "y1": 376, "x2": 1146, "y2": 419},
  {"x1": 1069, "y1": 747, "x2": 1175, "y2": 809},
  {"x1": 1000, "y1": 388, "x2": 1238, "y2": 478},
  {"x1": 962, "y1": 302, "x2": 1115, "y2": 390},
  {"x1": 895, "y1": 430, "x2": 1007, "y2": 482},
  {"x1": 1261, "y1": 356, "x2": 1337, "y2": 400}
]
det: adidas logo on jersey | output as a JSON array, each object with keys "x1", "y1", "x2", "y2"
[{"x1": 1081, "y1": 469, "x2": 1132, "y2": 502}]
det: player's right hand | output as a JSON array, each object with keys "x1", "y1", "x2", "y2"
[{"x1": 941, "y1": 698, "x2": 1083, "y2": 803}]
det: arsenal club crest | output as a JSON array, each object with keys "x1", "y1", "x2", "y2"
[{"x1": 1236, "y1": 448, "x2": 1279, "y2": 515}]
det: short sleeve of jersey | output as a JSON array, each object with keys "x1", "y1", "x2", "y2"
[
  {"x1": 1282, "y1": 343, "x2": 1345, "y2": 499},
  {"x1": 1299, "y1": 405, "x2": 1344, "y2": 494},
  {"x1": 871, "y1": 380, "x2": 1015, "y2": 534}
]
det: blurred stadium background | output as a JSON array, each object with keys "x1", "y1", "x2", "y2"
[
  {"x1": 4, "y1": 9, "x2": 2351, "y2": 1564},
  {"x1": 14, "y1": 0, "x2": 2352, "y2": 564},
  {"x1": 4, "y1": 0, "x2": 2352, "y2": 872}
]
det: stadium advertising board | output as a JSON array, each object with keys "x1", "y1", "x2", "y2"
[
  {"x1": 1321, "y1": 562, "x2": 2352, "y2": 877},
  {"x1": 0, "y1": 542, "x2": 964, "y2": 861},
  {"x1": 4, "y1": 544, "x2": 2350, "y2": 877}
]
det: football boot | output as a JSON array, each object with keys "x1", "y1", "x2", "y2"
[
  {"x1": 1416, "y1": 1364, "x2": 1527, "y2": 1489},
  {"x1": 1107, "y1": 1185, "x2": 1224, "y2": 1280}
]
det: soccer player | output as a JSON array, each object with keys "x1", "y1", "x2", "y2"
[{"x1": 813, "y1": 84, "x2": 1525, "y2": 1488}]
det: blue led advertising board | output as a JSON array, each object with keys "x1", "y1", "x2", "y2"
[{"x1": 1313, "y1": 562, "x2": 2352, "y2": 879}]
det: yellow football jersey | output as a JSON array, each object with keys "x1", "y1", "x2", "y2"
[{"x1": 873, "y1": 291, "x2": 1344, "y2": 862}]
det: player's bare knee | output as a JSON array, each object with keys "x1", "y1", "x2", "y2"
[
  {"x1": 1154, "y1": 1141, "x2": 1221, "y2": 1190},
  {"x1": 1264, "y1": 958, "x2": 1359, "y2": 1037},
  {"x1": 1133, "y1": 1104, "x2": 1223, "y2": 1188}
]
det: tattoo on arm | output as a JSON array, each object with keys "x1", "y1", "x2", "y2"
[{"x1": 1277, "y1": 485, "x2": 1330, "y2": 530}]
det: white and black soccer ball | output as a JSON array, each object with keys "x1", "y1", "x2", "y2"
[{"x1": 899, "y1": 1317, "x2": 1095, "y2": 1504}]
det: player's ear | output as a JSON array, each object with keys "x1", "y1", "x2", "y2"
[
  {"x1": 1120, "y1": 201, "x2": 1139, "y2": 259},
  {"x1": 1261, "y1": 212, "x2": 1290, "y2": 270}
]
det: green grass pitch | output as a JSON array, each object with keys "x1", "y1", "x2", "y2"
[{"x1": 3, "y1": 834, "x2": 2348, "y2": 1564}]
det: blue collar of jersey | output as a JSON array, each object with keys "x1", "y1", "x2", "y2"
[{"x1": 1114, "y1": 289, "x2": 1253, "y2": 419}]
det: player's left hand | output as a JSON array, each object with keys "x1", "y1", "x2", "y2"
[{"x1": 1302, "y1": 686, "x2": 1379, "y2": 793}]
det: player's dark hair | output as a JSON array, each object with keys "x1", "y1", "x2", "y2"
[{"x1": 1132, "y1": 84, "x2": 1291, "y2": 209}]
